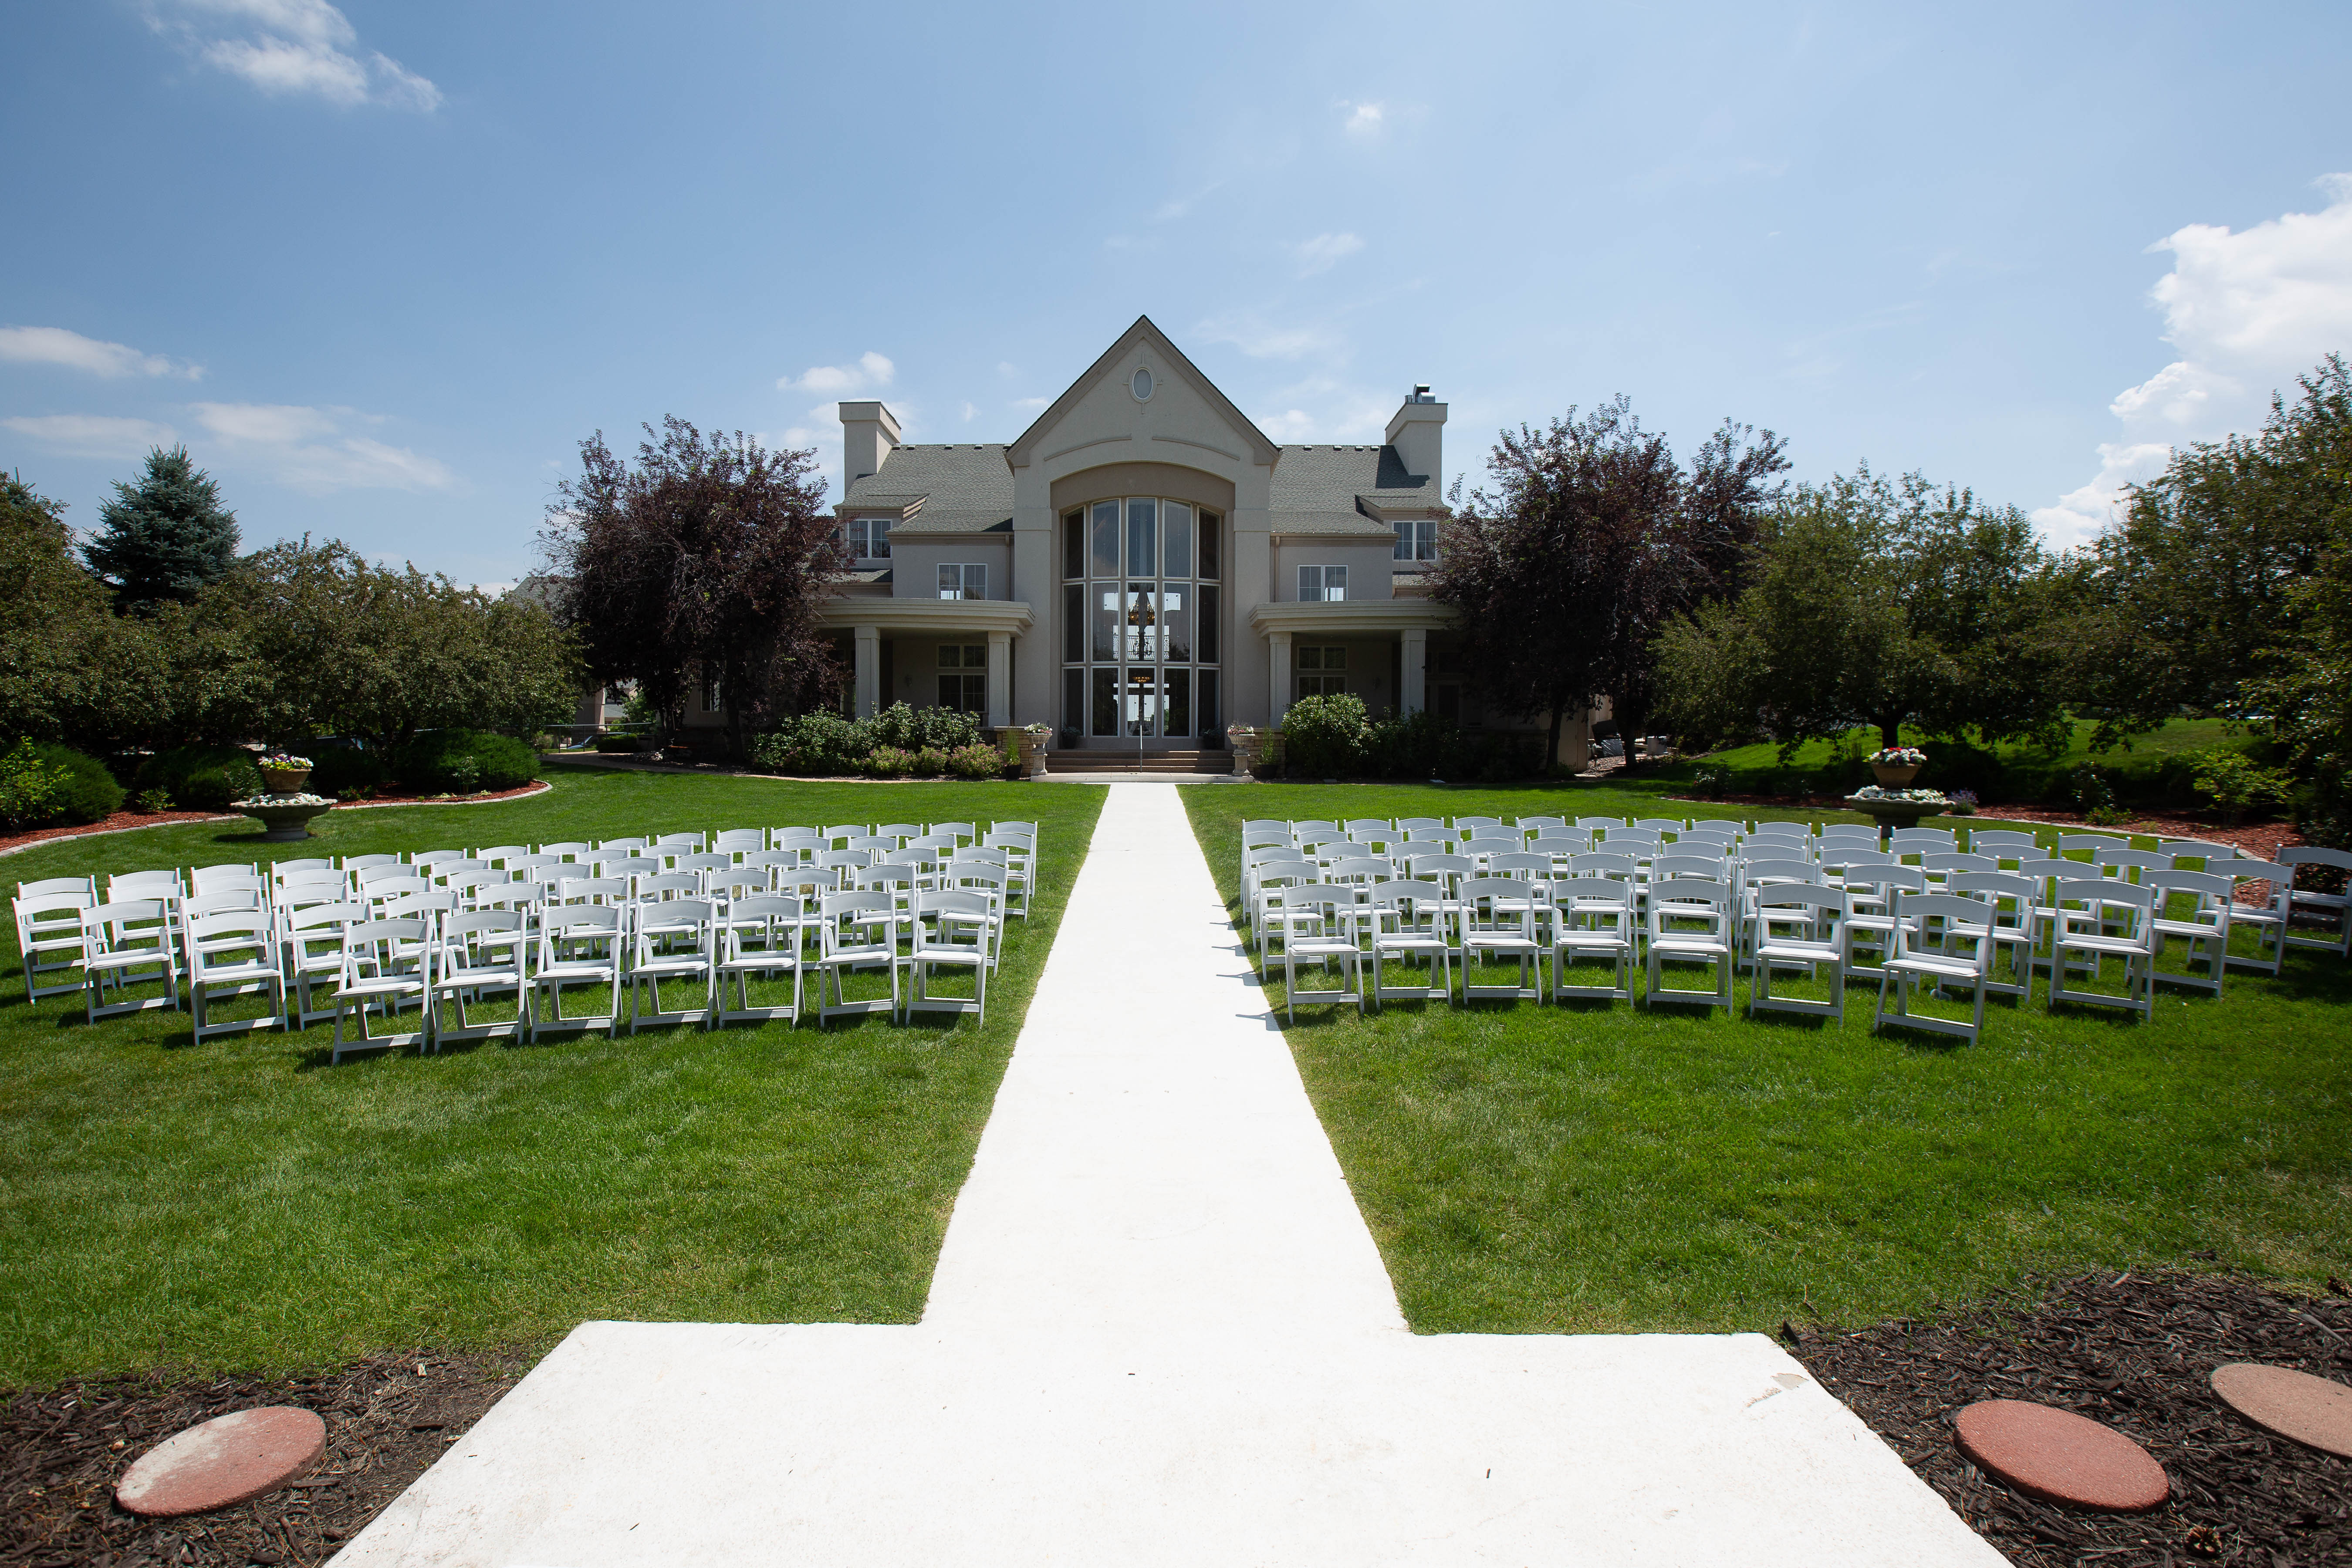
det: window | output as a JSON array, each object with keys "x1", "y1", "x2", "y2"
[
  {"x1": 937, "y1": 643, "x2": 986, "y2": 669},
  {"x1": 1298, "y1": 564, "x2": 1348, "y2": 602},
  {"x1": 938, "y1": 673, "x2": 985, "y2": 713},
  {"x1": 700, "y1": 664, "x2": 722, "y2": 713},
  {"x1": 1392, "y1": 518, "x2": 1438, "y2": 562},
  {"x1": 938, "y1": 563, "x2": 985, "y2": 600},
  {"x1": 845, "y1": 516, "x2": 892, "y2": 560},
  {"x1": 1296, "y1": 645, "x2": 1347, "y2": 697},
  {"x1": 1062, "y1": 510, "x2": 1084, "y2": 579}
]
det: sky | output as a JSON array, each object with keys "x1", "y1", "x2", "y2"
[{"x1": 4, "y1": 1, "x2": 2350, "y2": 588}]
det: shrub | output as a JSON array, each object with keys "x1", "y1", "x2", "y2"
[
  {"x1": 1281, "y1": 693, "x2": 1370, "y2": 777},
  {"x1": 947, "y1": 742, "x2": 1004, "y2": 779},
  {"x1": 135, "y1": 745, "x2": 264, "y2": 811},
  {"x1": 135, "y1": 787, "x2": 173, "y2": 813},
  {"x1": 863, "y1": 745, "x2": 915, "y2": 777},
  {"x1": 866, "y1": 701, "x2": 985, "y2": 755},
  {"x1": 1945, "y1": 787, "x2": 1979, "y2": 816},
  {"x1": 308, "y1": 745, "x2": 389, "y2": 797},
  {"x1": 912, "y1": 746, "x2": 947, "y2": 778},
  {"x1": 593, "y1": 732, "x2": 645, "y2": 754},
  {"x1": 34, "y1": 743, "x2": 124, "y2": 824},
  {"x1": 0, "y1": 739, "x2": 68, "y2": 828},
  {"x1": 2086, "y1": 804, "x2": 2132, "y2": 828},
  {"x1": 2187, "y1": 747, "x2": 2292, "y2": 825},
  {"x1": 392, "y1": 730, "x2": 539, "y2": 792}
]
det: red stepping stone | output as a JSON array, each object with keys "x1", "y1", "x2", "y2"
[
  {"x1": 1953, "y1": 1399, "x2": 2168, "y2": 1512},
  {"x1": 115, "y1": 1406, "x2": 326, "y2": 1518},
  {"x1": 2211, "y1": 1362, "x2": 2352, "y2": 1458}
]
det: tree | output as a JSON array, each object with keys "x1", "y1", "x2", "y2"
[
  {"x1": 1656, "y1": 466, "x2": 2070, "y2": 754},
  {"x1": 0, "y1": 473, "x2": 112, "y2": 742},
  {"x1": 211, "y1": 539, "x2": 579, "y2": 749},
  {"x1": 1430, "y1": 399, "x2": 1786, "y2": 767},
  {"x1": 81, "y1": 446, "x2": 240, "y2": 610},
  {"x1": 541, "y1": 417, "x2": 845, "y2": 754}
]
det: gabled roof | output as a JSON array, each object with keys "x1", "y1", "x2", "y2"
[
  {"x1": 1006, "y1": 315, "x2": 1281, "y2": 469},
  {"x1": 841, "y1": 444, "x2": 1014, "y2": 529}
]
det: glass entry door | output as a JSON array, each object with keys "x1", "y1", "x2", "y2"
[{"x1": 1064, "y1": 497, "x2": 1220, "y2": 748}]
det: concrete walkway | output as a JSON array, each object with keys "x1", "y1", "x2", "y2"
[{"x1": 335, "y1": 785, "x2": 2002, "y2": 1567}]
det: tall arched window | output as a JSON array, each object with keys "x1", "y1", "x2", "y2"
[{"x1": 1060, "y1": 498, "x2": 1221, "y2": 741}]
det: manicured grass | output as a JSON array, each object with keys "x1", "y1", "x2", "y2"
[
  {"x1": 1686, "y1": 716, "x2": 2245, "y2": 777},
  {"x1": 1183, "y1": 781, "x2": 2352, "y2": 1336},
  {"x1": 0, "y1": 765, "x2": 1104, "y2": 1386}
]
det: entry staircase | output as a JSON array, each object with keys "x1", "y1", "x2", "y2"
[{"x1": 1046, "y1": 749, "x2": 1231, "y2": 777}]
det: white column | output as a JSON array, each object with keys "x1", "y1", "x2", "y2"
[
  {"x1": 986, "y1": 629, "x2": 1012, "y2": 729},
  {"x1": 1268, "y1": 631, "x2": 1293, "y2": 727},
  {"x1": 854, "y1": 625, "x2": 880, "y2": 718},
  {"x1": 1400, "y1": 628, "x2": 1426, "y2": 716}
]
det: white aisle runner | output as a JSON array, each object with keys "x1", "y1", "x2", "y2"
[{"x1": 336, "y1": 784, "x2": 2001, "y2": 1567}]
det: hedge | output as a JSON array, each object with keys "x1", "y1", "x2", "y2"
[
  {"x1": 134, "y1": 746, "x2": 265, "y2": 811},
  {"x1": 390, "y1": 730, "x2": 540, "y2": 793}
]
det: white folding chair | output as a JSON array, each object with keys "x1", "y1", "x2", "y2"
[
  {"x1": 331, "y1": 917, "x2": 432, "y2": 1061},
  {"x1": 2277, "y1": 846, "x2": 2352, "y2": 957},
  {"x1": 1644, "y1": 878, "x2": 1734, "y2": 1011},
  {"x1": 81, "y1": 899, "x2": 181, "y2": 1022},
  {"x1": 712, "y1": 894, "x2": 804, "y2": 1028},
  {"x1": 1743, "y1": 877, "x2": 1844, "y2": 1017},
  {"x1": 531, "y1": 904, "x2": 625, "y2": 1041},
  {"x1": 2146, "y1": 869, "x2": 2233, "y2": 996},
  {"x1": 2046, "y1": 878, "x2": 2156, "y2": 1019},
  {"x1": 284, "y1": 900, "x2": 365, "y2": 1029},
  {"x1": 183, "y1": 909, "x2": 284, "y2": 1041},
  {"x1": 905, "y1": 889, "x2": 990, "y2": 1025},
  {"x1": 1874, "y1": 892, "x2": 1994, "y2": 1045},
  {"x1": 1365, "y1": 880, "x2": 1451, "y2": 1007},
  {"x1": 429, "y1": 909, "x2": 530, "y2": 1047},
  {"x1": 1280, "y1": 887, "x2": 1363, "y2": 1021},
  {"x1": 15, "y1": 882, "x2": 96, "y2": 1004},
  {"x1": 2223, "y1": 859, "x2": 2295, "y2": 975},
  {"x1": 1946, "y1": 872, "x2": 2040, "y2": 999},
  {"x1": 1551, "y1": 877, "x2": 1634, "y2": 1004},
  {"x1": 817, "y1": 889, "x2": 901, "y2": 1027},
  {"x1": 633, "y1": 897, "x2": 719, "y2": 1031},
  {"x1": 1459, "y1": 876, "x2": 1543, "y2": 1003}
]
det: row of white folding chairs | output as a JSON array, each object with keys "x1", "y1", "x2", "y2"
[
  {"x1": 14, "y1": 821, "x2": 1039, "y2": 1007},
  {"x1": 1257, "y1": 851, "x2": 2264, "y2": 1010},
  {"x1": 74, "y1": 879, "x2": 1007, "y2": 1053}
]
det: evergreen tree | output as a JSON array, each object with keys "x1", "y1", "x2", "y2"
[{"x1": 81, "y1": 446, "x2": 240, "y2": 610}]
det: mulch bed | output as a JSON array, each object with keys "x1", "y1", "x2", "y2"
[
  {"x1": 1789, "y1": 1271, "x2": 2352, "y2": 1566},
  {"x1": 1, "y1": 1349, "x2": 525, "y2": 1568},
  {"x1": 0, "y1": 784, "x2": 551, "y2": 861}
]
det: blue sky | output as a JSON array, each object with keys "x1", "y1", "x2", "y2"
[{"x1": 5, "y1": 1, "x2": 2350, "y2": 585}]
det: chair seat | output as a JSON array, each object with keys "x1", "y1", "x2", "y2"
[
  {"x1": 85, "y1": 950, "x2": 170, "y2": 974},
  {"x1": 2051, "y1": 933, "x2": 2151, "y2": 957},
  {"x1": 539, "y1": 962, "x2": 617, "y2": 982},
  {"x1": 1754, "y1": 939, "x2": 1839, "y2": 965},
  {"x1": 2151, "y1": 918, "x2": 2224, "y2": 938},
  {"x1": 194, "y1": 960, "x2": 280, "y2": 986},
  {"x1": 635, "y1": 957, "x2": 712, "y2": 978},
  {"x1": 1886, "y1": 954, "x2": 1983, "y2": 982},
  {"x1": 1652, "y1": 936, "x2": 1730, "y2": 957},
  {"x1": 909, "y1": 943, "x2": 985, "y2": 963},
  {"x1": 1556, "y1": 933, "x2": 1632, "y2": 953},
  {"x1": 340, "y1": 976, "x2": 423, "y2": 1001}
]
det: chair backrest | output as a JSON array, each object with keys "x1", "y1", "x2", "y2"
[
  {"x1": 739, "y1": 849, "x2": 798, "y2": 872},
  {"x1": 1653, "y1": 855, "x2": 1727, "y2": 883},
  {"x1": 364, "y1": 876, "x2": 430, "y2": 909},
  {"x1": 846, "y1": 835, "x2": 896, "y2": 857},
  {"x1": 2147, "y1": 869, "x2": 2233, "y2": 911},
  {"x1": 15, "y1": 890, "x2": 96, "y2": 936},
  {"x1": 1740, "y1": 855, "x2": 1817, "y2": 884},
  {"x1": 1459, "y1": 876, "x2": 1534, "y2": 922},
  {"x1": 2226, "y1": 859, "x2": 2293, "y2": 898},
  {"x1": 423, "y1": 858, "x2": 491, "y2": 885},
  {"x1": 1393, "y1": 817, "x2": 1446, "y2": 832},
  {"x1": 1575, "y1": 817, "x2": 1628, "y2": 831},
  {"x1": 929, "y1": 821, "x2": 978, "y2": 844},
  {"x1": 1407, "y1": 852, "x2": 1475, "y2": 889},
  {"x1": 595, "y1": 838, "x2": 651, "y2": 856},
  {"x1": 554, "y1": 876, "x2": 630, "y2": 907},
  {"x1": 1487, "y1": 852, "x2": 1553, "y2": 883},
  {"x1": 1667, "y1": 839, "x2": 1729, "y2": 860},
  {"x1": 440, "y1": 908, "x2": 526, "y2": 972},
  {"x1": 598, "y1": 857, "x2": 662, "y2": 885},
  {"x1": 2058, "y1": 832, "x2": 2129, "y2": 857},
  {"x1": 639, "y1": 871, "x2": 705, "y2": 900},
  {"x1": 1816, "y1": 826, "x2": 1879, "y2": 845},
  {"x1": 2093, "y1": 848, "x2": 2173, "y2": 875},
  {"x1": 1845, "y1": 865, "x2": 1927, "y2": 898},
  {"x1": 1646, "y1": 878, "x2": 1729, "y2": 929},
  {"x1": 411, "y1": 849, "x2": 473, "y2": 869},
  {"x1": 187, "y1": 908, "x2": 272, "y2": 952},
  {"x1": 1369, "y1": 879, "x2": 1444, "y2": 916},
  {"x1": 1893, "y1": 894, "x2": 1996, "y2": 959},
  {"x1": 1565, "y1": 852, "x2": 1639, "y2": 883},
  {"x1": 821, "y1": 824, "x2": 868, "y2": 843},
  {"x1": 1343, "y1": 818, "x2": 1392, "y2": 835},
  {"x1": 637, "y1": 896, "x2": 717, "y2": 938},
  {"x1": 1514, "y1": 816, "x2": 1567, "y2": 831},
  {"x1": 1753, "y1": 883, "x2": 1846, "y2": 919},
  {"x1": 1634, "y1": 818, "x2": 1686, "y2": 834},
  {"x1": 2051, "y1": 876, "x2": 2155, "y2": 920},
  {"x1": 270, "y1": 858, "x2": 336, "y2": 879},
  {"x1": 340, "y1": 854, "x2": 402, "y2": 873},
  {"x1": 1889, "y1": 829, "x2": 1959, "y2": 855},
  {"x1": 19, "y1": 875, "x2": 98, "y2": 901},
  {"x1": 2156, "y1": 838, "x2": 2237, "y2": 866},
  {"x1": 1921, "y1": 852, "x2": 1995, "y2": 874},
  {"x1": 1747, "y1": 821, "x2": 1808, "y2": 839},
  {"x1": 1821, "y1": 850, "x2": 1898, "y2": 871},
  {"x1": 358, "y1": 862, "x2": 419, "y2": 888},
  {"x1": 2280, "y1": 845, "x2": 2352, "y2": 872},
  {"x1": 541, "y1": 902, "x2": 622, "y2": 934},
  {"x1": 537, "y1": 841, "x2": 593, "y2": 859},
  {"x1": 379, "y1": 890, "x2": 461, "y2": 924},
  {"x1": 343, "y1": 917, "x2": 433, "y2": 980},
  {"x1": 183, "y1": 887, "x2": 264, "y2": 919},
  {"x1": 918, "y1": 888, "x2": 993, "y2": 933},
  {"x1": 1947, "y1": 872, "x2": 2039, "y2": 928},
  {"x1": 1679, "y1": 822, "x2": 1740, "y2": 843},
  {"x1": 1967, "y1": 830, "x2": 2041, "y2": 855},
  {"x1": 656, "y1": 831, "x2": 709, "y2": 852},
  {"x1": 713, "y1": 828, "x2": 767, "y2": 854},
  {"x1": 109, "y1": 868, "x2": 183, "y2": 900},
  {"x1": 470, "y1": 845, "x2": 531, "y2": 868},
  {"x1": 88, "y1": 897, "x2": 174, "y2": 943}
]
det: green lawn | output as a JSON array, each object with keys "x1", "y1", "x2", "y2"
[
  {"x1": 0, "y1": 764, "x2": 1104, "y2": 1386},
  {"x1": 1183, "y1": 781, "x2": 2352, "y2": 1335}
]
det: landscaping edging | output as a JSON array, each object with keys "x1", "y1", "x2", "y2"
[{"x1": 0, "y1": 782, "x2": 555, "y2": 858}]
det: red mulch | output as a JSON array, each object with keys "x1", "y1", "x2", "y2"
[
  {"x1": 1, "y1": 1349, "x2": 526, "y2": 1568},
  {"x1": 0, "y1": 811, "x2": 236, "y2": 859},
  {"x1": 1673, "y1": 793, "x2": 2303, "y2": 852},
  {"x1": 0, "y1": 784, "x2": 550, "y2": 861},
  {"x1": 1789, "y1": 1271, "x2": 2352, "y2": 1566}
]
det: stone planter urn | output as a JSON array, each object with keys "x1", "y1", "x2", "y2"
[
  {"x1": 234, "y1": 794, "x2": 336, "y2": 842},
  {"x1": 1016, "y1": 733, "x2": 1048, "y2": 778},
  {"x1": 1843, "y1": 793, "x2": 1948, "y2": 833},
  {"x1": 259, "y1": 766, "x2": 312, "y2": 795},
  {"x1": 1871, "y1": 763, "x2": 1922, "y2": 788},
  {"x1": 1227, "y1": 725, "x2": 1283, "y2": 777}
]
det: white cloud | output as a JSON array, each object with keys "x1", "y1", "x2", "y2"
[
  {"x1": 2035, "y1": 173, "x2": 2352, "y2": 547},
  {"x1": 189, "y1": 401, "x2": 456, "y2": 493},
  {"x1": 0, "y1": 325, "x2": 201, "y2": 379},
  {"x1": 150, "y1": 0, "x2": 440, "y2": 112},
  {"x1": 1010, "y1": 396, "x2": 1049, "y2": 412},
  {"x1": 1339, "y1": 100, "x2": 1385, "y2": 136},
  {"x1": 1, "y1": 414, "x2": 180, "y2": 459},
  {"x1": 1258, "y1": 409, "x2": 1318, "y2": 442},
  {"x1": 1193, "y1": 314, "x2": 1338, "y2": 361},
  {"x1": 959, "y1": 401, "x2": 978, "y2": 422},
  {"x1": 1290, "y1": 232, "x2": 1365, "y2": 277},
  {"x1": 781, "y1": 351, "x2": 894, "y2": 395}
]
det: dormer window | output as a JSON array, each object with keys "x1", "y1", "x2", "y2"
[
  {"x1": 846, "y1": 516, "x2": 892, "y2": 561},
  {"x1": 1392, "y1": 518, "x2": 1437, "y2": 563}
]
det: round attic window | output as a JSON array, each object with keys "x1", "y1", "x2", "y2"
[{"x1": 1131, "y1": 366, "x2": 1155, "y2": 401}]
